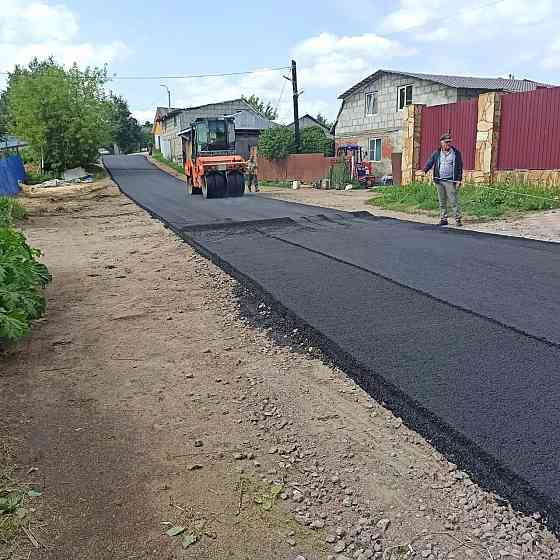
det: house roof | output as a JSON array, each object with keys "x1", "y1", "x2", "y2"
[
  {"x1": 154, "y1": 106, "x2": 183, "y2": 121},
  {"x1": 288, "y1": 114, "x2": 331, "y2": 131},
  {"x1": 224, "y1": 109, "x2": 279, "y2": 131},
  {"x1": 338, "y1": 69, "x2": 553, "y2": 99},
  {"x1": 0, "y1": 135, "x2": 28, "y2": 150}
]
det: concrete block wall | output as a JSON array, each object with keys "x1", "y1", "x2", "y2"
[{"x1": 335, "y1": 72, "x2": 458, "y2": 177}]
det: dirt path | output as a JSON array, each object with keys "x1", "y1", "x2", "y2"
[
  {"x1": 1, "y1": 183, "x2": 559, "y2": 559},
  {"x1": 260, "y1": 187, "x2": 560, "y2": 243}
]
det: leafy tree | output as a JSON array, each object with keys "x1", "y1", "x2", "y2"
[
  {"x1": 5, "y1": 57, "x2": 112, "y2": 174},
  {"x1": 108, "y1": 94, "x2": 144, "y2": 154},
  {"x1": 257, "y1": 127, "x2": 295, "y2": 160},
  {"x1": 315, "y1": 113, "x2": 333, "y2": 130},
  {"x1": 0, "y1": 93, "x2": 8, "y2": 142},
  {"x1": 300, "y1": 126, "x2": 334, "y2": 156},
  {"x1": 242, "y1": 94, "x2": 278, "y2": 121}
]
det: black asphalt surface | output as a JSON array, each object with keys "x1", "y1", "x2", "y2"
[{"x1": 105, "y1": 154, "x2": 560, "y2": 524}]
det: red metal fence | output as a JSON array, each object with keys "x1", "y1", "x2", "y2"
[
  {"x1": 258, "y1": 153, "x2": 337, "y2": 183},
  {"x1": 497, "y1": 87, "x2": 560, "y2": 170},
  {"x1": 419, "y1": 98, "x2": 478, "y2": 170}
]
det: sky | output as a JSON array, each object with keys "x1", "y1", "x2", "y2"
[{"x1": 1, "y1": 0, "x2": 559, "y2": 124}]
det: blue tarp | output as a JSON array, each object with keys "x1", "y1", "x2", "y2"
[{"x1": 0, "y1": 155, "x2": 24, "y2": 196}]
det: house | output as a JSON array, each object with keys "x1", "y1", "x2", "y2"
[
  {"x1": 288, "y1": 114, "x2": 333, "y2": 137},
  {"x1": 156, "y1": 98, "x2": 277, "y2": 164},
  {"x1": 152, "y1": 106, "x2": 181, "y2": 155},
  {"x1": 333, "y1": 69, "x2": 550, "y2": 176}
]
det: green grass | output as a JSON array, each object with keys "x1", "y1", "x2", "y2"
[
  {"x1": 0, "y1": 198, "x2": 27, "y2": 228},
  {"x1": 368, "y1": 181, "x2": 560, "y2": 219},
  {"x1": 151, "y1": 150, "x2": 185, "y2": 176},
  {"x1": 0, "y1": 438, "x2": 42, "y2": 554},
  {"x1": 259, "y1": 180, "x2": 291, "y2": 188}
]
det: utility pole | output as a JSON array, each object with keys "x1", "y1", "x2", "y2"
[
  {"x1": 291, "y1": 60, "x2": 300, "y2": 152},
  {"x1": 284, "y1": 60, "x2": 302, "y2": 152},
  {"x1": 160, "y1": 84, "x2": 171, "y2": 108}
]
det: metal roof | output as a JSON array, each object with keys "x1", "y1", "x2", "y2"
[
  {"x1": 0, "y1": 135, "x2": 28, "y2": 150},
  {"x1": 338, "y1": 69, "x2": 554, "y2": 99}
]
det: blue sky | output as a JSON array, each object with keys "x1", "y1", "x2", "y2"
[{"x1": 1, "y1": 0, "x2": 559, "y2": 123}]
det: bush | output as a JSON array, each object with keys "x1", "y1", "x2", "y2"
[
  {"x1": 257, "y1": 127, "x2": 295, "y2": 160},
  {"x1": 0, "y1": 198, "x2": 50, "y2": 343},
  {"x1": 300, "y1": 126, "x2": 334, "y2": 156}
]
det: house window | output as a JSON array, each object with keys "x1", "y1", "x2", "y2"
[
  {"x1": 397, "y1": 85, "x2": 413, "y2": 111},
  {"x1": 368, "y1": 138, "x2": 382, "y2": 162},
  {"x1": 365, "y1": 92, "x2": 377, "y2": 116},
  {"x1": 173, "y1": 115, "x2": 177, "y2": 127}
]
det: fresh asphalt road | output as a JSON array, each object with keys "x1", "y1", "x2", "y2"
[{"x1": 105, "y1": 155, "x2": 560, "y2": 522}]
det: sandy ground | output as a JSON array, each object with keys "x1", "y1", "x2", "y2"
[
  {"x1": 259, "y1": 187, "x2": 560, "y2": 243},
  {"x1": 1, "y1": 180, "x2": 559, "y2": 560}
]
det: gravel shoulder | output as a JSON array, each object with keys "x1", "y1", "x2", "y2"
[
  {"x1": 259, "y1": 187, "x2": 560, "y2": 243},
  {"x1": 1, "y1": 181, "x2": 558, "y2": 559}
]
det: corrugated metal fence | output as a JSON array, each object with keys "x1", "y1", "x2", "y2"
[
  {"x1": 258, "y1": 154, "x2": 337, "y2": 183},
  {"x1": 497, "y1": 87, "x2": 560, "y2": 170},
  {"x1": 419, "y1": 98, "x2": 478, "y2": 170}
]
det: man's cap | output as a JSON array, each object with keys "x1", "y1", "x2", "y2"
[{"x1": 440, "y1": 133, "x2": 452, "y2": 142}]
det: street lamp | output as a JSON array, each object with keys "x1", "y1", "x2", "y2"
[{"x1": 160, "y1": 84, "x2": 171, "y2": 108}]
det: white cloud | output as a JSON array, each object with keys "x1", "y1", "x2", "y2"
[
  {"x1": 132, "y1": 109, "x2": 156, "y2": 124},
  {"x1": 542, "y1": 37, "x2": 560, "y2": 70},
  {"x1": 0, "y1": 1, "x2": 131, "y2": 74},
  {"x1": 381, "y1": 0, "x2": 556, "y2": 43},
  {"x1": 293, "y1": 32, "x2": 413, "y2": 90}
]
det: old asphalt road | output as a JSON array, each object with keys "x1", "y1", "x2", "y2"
[{"x1": 105, "y1": 154, "x2": 560, "y2": 527}]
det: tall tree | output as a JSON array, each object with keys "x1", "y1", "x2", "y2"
[
  {"x1": 5, "y1": 57, "x2": 112, "y2": 173},
  {"x1": 0, "y1": 93, "x2": 8, "y2": 142},
  {"x1": 315, "y1": 113, "x2": 333, "y2": 130},
  {"x1": 108, "y1": 94, "x2": 144, "y2": 154},
  {"x1": 242, "y1": 94, "x2": 278, "y2": 121}
]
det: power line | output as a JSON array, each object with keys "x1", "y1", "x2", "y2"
[{"x1": 0, "y1": 65, "x2": 291, "y2": 80}]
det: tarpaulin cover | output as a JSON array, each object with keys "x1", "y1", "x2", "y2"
[{"x1": 0, "y1": 155, "x2": 24, "y2": 195}]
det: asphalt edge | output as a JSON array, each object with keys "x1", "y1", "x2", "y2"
[{"x1": 103, "y1": 156, "x2": 560, "y2": 533}]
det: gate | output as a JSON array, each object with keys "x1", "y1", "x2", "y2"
[{"x1": 419, "y1": 98, "x2": 478, "y2": 170}]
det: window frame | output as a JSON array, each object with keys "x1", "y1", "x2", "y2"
[
  {"x1": 368, "y1": 138, "x2": 382, "y2": 162},
  {"x1": 397, "y1": 84, "x2": 413, "y2": 111},
  {"x1": 364, "y1": 91, "x2": 378, "y2": 116}
]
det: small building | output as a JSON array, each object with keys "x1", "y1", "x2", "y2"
[
  {"x1": 288, "y1": 114, "x2": 333, "y2": 137},
  {"x1": 156, "y1": 98, "x2": 277, "y2": 164},
  {"x1": 0, "y1": 135, "x2": 28, "y2": 154},
  {"x1": 333, "y1": 69, "x2": 551, "y2": 176}
]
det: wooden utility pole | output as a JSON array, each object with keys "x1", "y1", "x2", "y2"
[{"x1": 290, "y1": 60, "x2": 300, "y2": 152}]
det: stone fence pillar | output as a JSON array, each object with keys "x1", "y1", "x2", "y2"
[
  {"x1": 402, "y1": 104, "x2": 424, "y2": 185},
  {"x1": 474, "y1": 92, "x2": 501, "y2": 182}
]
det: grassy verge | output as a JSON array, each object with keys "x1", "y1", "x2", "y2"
[
  {"x1": 151, "y1": 151, "x2": 185, "y2": 176},
  {"x1": 368, "y1": 181, "x2": 560, "y2": 219},
  {"x1": 260, "y1": 180, "x2": 291, "y2": 188}
]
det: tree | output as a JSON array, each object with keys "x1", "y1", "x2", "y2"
[
  {"x1": 108, "y1": 94, "x2": 144, "y2": 154},
  {"x1": 257, "y1": 127, "x2": 295, "y2": 160},
  {"x1": 5, "y1": 57, "x2": 112, "y2": 174},
  {"x1": 315, "y1": 113, "x2": 333, "y2": 130},
  {"x1": 300, "y1": 126, "x2": 334, "y2": 156},
  {"x1": 0, "y1": 93, "x2": 8, "y2": 142},
  {"x1": 242, "y1": 94, "x2": 278, "y2": 121}
]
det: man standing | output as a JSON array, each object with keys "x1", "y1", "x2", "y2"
[
  {"x1": 246, "y1": 153, "x2": 260, "y2": 193},
  {"x1": 423, "y1": 133, "x2": 463, "y2": 226}
]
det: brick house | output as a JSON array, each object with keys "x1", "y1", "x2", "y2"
[
  {"x1": 156, "y1": 98, "x2": 277, "y2": 164},
  {"x1": 333, "y1": 69, "x2": 548, "y2": 177}
]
